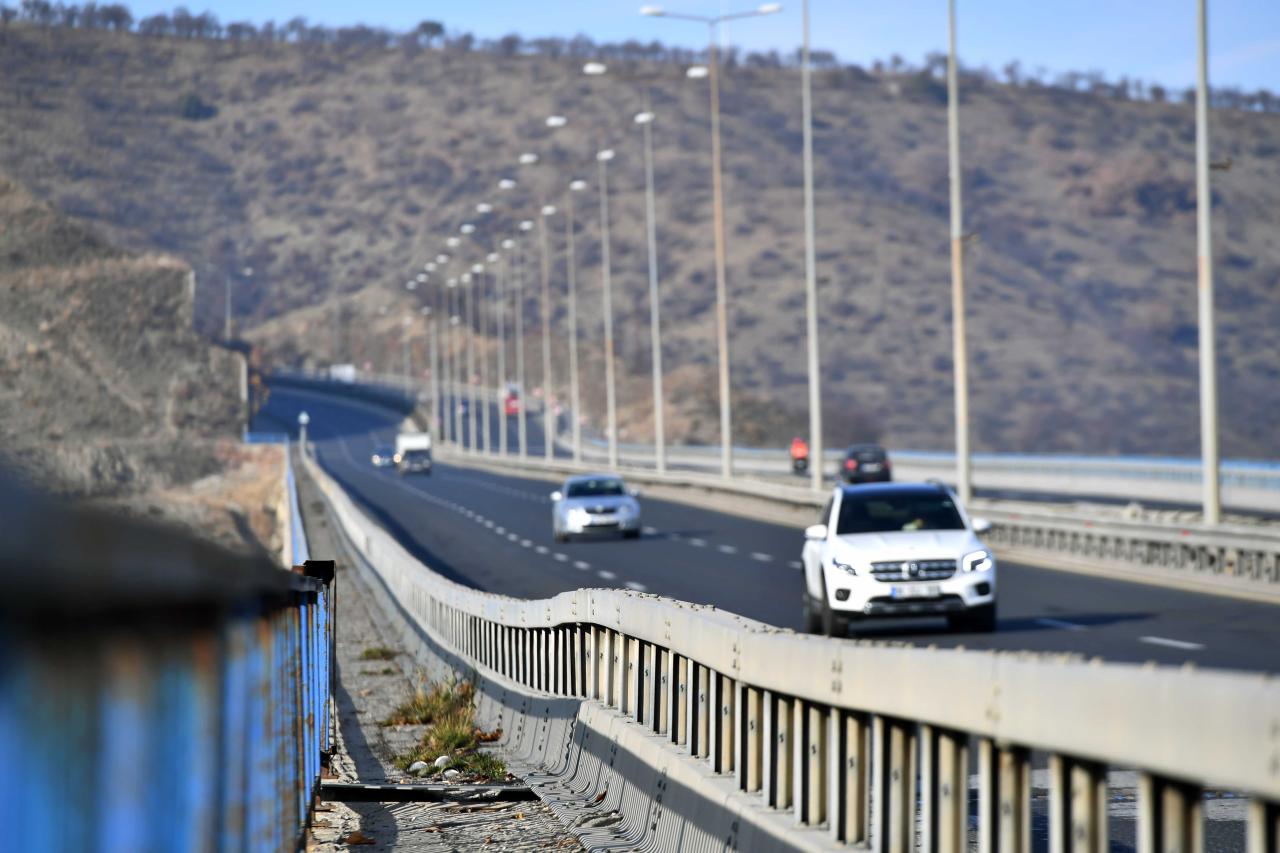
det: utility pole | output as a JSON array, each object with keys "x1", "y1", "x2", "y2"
[
  {"x1": 946, "y1": 0, "x2": 972, "y2": 504},
  {"x1": 597, "y1": 148, "x2": 619, "y2": 471},
  {"x1": 637, "y1": 101, "x2": 667, "y2": 475},
  {"x1": 566, "y1": 183, "x2": 585, "y2": 465},
  {"x1": 539, "y1": 207, "x2": 555, "y2": 462},
  {"x1": 1195, "y1": 0, "x2": 1220, "y2": 524},
  {"x1": 514, "y1": 235, "x2": 529, "y2": 459}
]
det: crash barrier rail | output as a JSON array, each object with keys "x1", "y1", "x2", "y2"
[
  {"x1": 0, "y1": 469, "x2": 334, "y2": 852},
  {"x1": 302, "y1": 443, "x2": 1280, "y2": 852}
]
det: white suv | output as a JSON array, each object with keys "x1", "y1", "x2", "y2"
[{"x1": 801, "y1": 482, "x2": 996, "y2": 636}]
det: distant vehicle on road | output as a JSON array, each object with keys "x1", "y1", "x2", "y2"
[
  {"x1": 504, "y1": 390, "x2": 521, "y2": 416},
  {"x1": 839, "y1": 444, "x2": 891, "y2": 483},
  {"x1": 328, "y1": 363, "x2": 357, "y2": 383},
  {"x1": 790, "y1": 436, "x2": 809, "y2": 475},
  {"x1": 801, "y1": 482, "x2": 996, "y2": 636},
  {"x1": 550, "y1": 474, "x2": 641, "y2": 542},
  {"x1": 394, "y1": 431, "x2": 432, "y2": 475},
  {"x1": 370, "y1": 445, "x2": 396, "y2": 468}
]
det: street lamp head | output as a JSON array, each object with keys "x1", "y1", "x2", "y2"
[
  {"x1": 486, "y1": 252, "x2": 500, "y2": 263},
  {"x1": 461, "y1": 272, "x2": 472, "y2": 283},
  {"x1": 447, "y1": 278, "x2": 457, "y2": 288},
  {"x1": 436, "y1": 254, "x2": 450, "y2": 264},
  {"x1": 634, "y1": 111, "x2": 655, "y2": 124},
  {"x1": 406, "y1": 281, "x2": 417, "y2": 290},
  {"x1": 596, "y1": 149, "x2": 615, "y2": 162},
  {"x1": 519, "y1": 220, "x2": 534, "y2": 231},
  {"x1": 639, "y1": 5, "x2": 663, "y2": 16},
  {"x1": 501, "y1": 239, "x2": 516, "y2": 249},
  {"x1": 518, "y1": 152, "x2": 539, "y2": 165},
  {"x1": 425, "y1": 262, "x2": 436, "y2": 272},
  {"x1": 582, "y1": 62, "x2": 607, "y2": 76},
  {"x1": 546, "y1": 115, "x2": 568, "y2": 127},
  {"x1": 242, "y1": 266, "x2": 254, "y2": 277},
  {"x1": 569, "y1": 179, "x2": 588, "y2": 192},
  {"x1": 460, "y1": 223, "x2": 476, "y2": 234},
  {"x1": 541, "y1": 204, "x2": 557, "y2": 216},
  {"x1": 416, "y1": 273, "x2": 427, "y2": 282},
  {"x1": 498, "y1": 178, "x2": 517, "y2": 190},
  {"x1": 476, "y1": 203, "x2": 493, "y2": 214},
  {"x1": 757, "y1": 2, "x2": 782, "y2": 13},
  {"x1": 471, "y1": 263, "x2": 484, "y2": 274},
  {"x1": 446, "y1": 237, "x2": 461, "y2": 248},
  {"x1": 420, "y1": 306, "x2": 432, "y2": 316},
  {"x1": 686, "y1": 65, "x2": 709, "y2": 79}
]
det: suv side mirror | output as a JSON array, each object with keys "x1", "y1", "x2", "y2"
[
  {"x1": 804, "y1": 523, "x2": 828, "y2": 541},
  {"x1": 550, "y1": 491, "x2": 563, "y2": 501},
  {"x1": 627, "y1": 487, "x2": 641, "y2": 498},
  {"x1": 971, "y1": 517, "x2": 992, "y2": 534}
]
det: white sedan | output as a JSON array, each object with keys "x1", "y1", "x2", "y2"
[{"x1": 551, "y1": 475, "x2": 641, "y2": 542}]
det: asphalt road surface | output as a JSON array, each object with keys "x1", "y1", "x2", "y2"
[{"x1": 260, "y1": 385, "x2": 1280, "y2": 676}]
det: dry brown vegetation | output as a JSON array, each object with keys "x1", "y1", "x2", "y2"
[{"x1": 1, "y1": 24, "x2": 1277, "y2": 456}]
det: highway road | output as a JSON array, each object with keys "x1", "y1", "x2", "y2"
[{"x1": 261, "y1": 385, "x2": 1280, "y2": 675}]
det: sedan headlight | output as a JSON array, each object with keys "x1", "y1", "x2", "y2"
[
  {"x1": 567, "y1": 508, "x2": 591, "y2": 524},
  {"x1": 963, "y1": 549, "x2": 994, "y2": 573}
]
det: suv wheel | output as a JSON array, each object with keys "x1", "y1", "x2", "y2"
[{"x1": 948, "y1": 603, "x2": 997, "y2": 633}]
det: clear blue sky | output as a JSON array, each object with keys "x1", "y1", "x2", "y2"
[{"x1": 126, "y1": 0, "x2": 1280, "y2": 91}]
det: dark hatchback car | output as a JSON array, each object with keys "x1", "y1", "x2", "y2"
[{"x1": 840, "y1": 444, "x2": 892, "y2": 484}]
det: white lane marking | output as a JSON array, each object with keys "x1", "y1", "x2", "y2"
[
  {"x1": 495, "y1": 526, "x2": 506, "y2": 535},
  {"x1": 483, "y1": 520, "x2": 494, "y2": 528},
  {"x1": 597, "y1": 569, "x2": 617, "y2": 581},
  {"x1": 789, "y1": 560, "x2": 803, "y2": 570},
  {"x1": 642, "y1": 526, "x2": 658, "y2": 536},
  {"x1": 535, "y1": 545, "x2": 549, "y2": 555},
  {"x1": 573, "y1": 561, "x2": 591, "y2": 571},
  {"x1": 520, "y1": 539, "x2": 533, "y2": 548},
  {"x1": 718, "y1": 544, "x2": 737, "y2": 555},
  {"x1": 750, "y1": 552, "x2": 772, "y2": 562},
  {"x1": 689, "y1": 538, "x2": 706, "y2": 547},
  {"x1": 553, "y1": 553, "x2": 569, "y2": 562},
  {"x1": 624, "y1": 581, "x2": 648, "y2": 592},
  {"x1": 1037, "y1": 618, "x2": 1088, "y2": 632},
  {"x1": 1140, "y1": 636, "x2": 1205, "y2": 651},
  {"x1": 507, "y1": 533, "x2": 519, "y2": 542}
]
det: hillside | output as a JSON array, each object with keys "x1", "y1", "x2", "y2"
[
  {"x1": 1, "y1": 23, "x2": 1278, "y2": 457},
  {"x1": 0, "y1": 173, "x2": 282, "y2": 555}
]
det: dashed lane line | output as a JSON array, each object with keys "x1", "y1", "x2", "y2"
[
  {"x1": 553, "y1": 553, "x2": 569, "y2": 562},
  {"x1": 718, "y1": 544, "x2": 737, "y2": 555},
  {"x1": 535, "y1": 545, "x2": 550, "y2": 555},
  {"x1": 597, "y1": 569, "x2": 618, "y2": 581},
  {"x1": 750, "y1": 552, "x2": 772, "y2": 562},
  {"x1": 573, "y1": 561, "x2": 591, "y2": 571},
  {"x1": 624, "y1": 581, "x2": 648, "y2": 592},
  {"x1": 689, "y1": 538, "x2": 707, "y2": 547},
  {"x1": 1140, "y1": 636, "x2": 1205, "y2": 651},
  {"x1": 789, "y1": 560, "x2": 803, "y2": 570}
]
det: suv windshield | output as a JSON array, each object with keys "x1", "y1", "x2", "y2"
[
  {"x1": 836, "y1": 490, "x2": 964, "y2": 534},
  {"x1": 566, "y1": 479, "x2": 626, "y2": 498}
]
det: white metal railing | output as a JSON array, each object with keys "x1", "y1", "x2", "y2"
[{"x1": 302, "y1": 444, "x2": 1280, "y2": 852}]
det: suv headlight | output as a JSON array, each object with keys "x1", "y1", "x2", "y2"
[
  {"x1": 963, "y1": 549, "x2": 993, "y2": 573},
  {"x1": 829, "y1": 558, "x2": 857, "y2": 576}
]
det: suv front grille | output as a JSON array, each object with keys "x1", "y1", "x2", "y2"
[{"x1": 869, "y1": 559, "x2": 956, "y2": 582}]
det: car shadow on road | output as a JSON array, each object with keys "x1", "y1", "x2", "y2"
[{"x1": 844, "y1": 611, "x2": 1152, "y2": 640}]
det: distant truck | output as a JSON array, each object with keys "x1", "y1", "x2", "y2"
[
  {"x1": 328, "y1": 363, "x2": 357, "y2": 383},
  {"x1": 394, "y1": 431, "x2": 432, "y2": 475}
]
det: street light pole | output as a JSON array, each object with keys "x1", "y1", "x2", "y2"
[
  {"x1": 516, "y1": 223, "x2": 533, "y2": 459},
  {"x1": 566, "y1": 181, "x2": 587, "y2": 465},
  {"x1": 1195, "y1": 0, "x2": 1220, "y2": 524},
  {"x1": 474, "y1": 265, "x2": 491, "y2": 454},
  {"x1": 946, "y1": 0, "x2": 971, "y2": 504},
  {"x1": 401, "y1": 316, "x2": 412, "y2": 390},
  {"x1": 636, "y1": 105, "x2": 667, "y2": 475},
  {"x1": 464, "y1": 272, "x2": 479, "y2": 453},
  {"x1": 596, "y1": 149, "x2": 619, "y2": 470},
  {"x1": 424, "y1": 306, "x2": 438, "y2": 439},
  {"x1": 643, "y1": 4, "x2": 780, "y2": 478},
  {"x1": 538, "y1": 205, "x2": 556, "y2": 462},
  {"x1": 800, "y1": 0, "x2": 823, "y2": 491},
  {"x1": 497, "y1": 243, "x2": 511, "y2": 457}
]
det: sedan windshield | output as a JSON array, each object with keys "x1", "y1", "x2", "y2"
[
  {"x1": 566, "y1": 479, "x2": 626, "y2": 498},
  {"x1": 836, "y1": 490, "x2": 964, "y2": 534}
]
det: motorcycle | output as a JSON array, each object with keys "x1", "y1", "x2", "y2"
[{"x1": 792, "y1": 455, "x2": 809, "y2": 474}]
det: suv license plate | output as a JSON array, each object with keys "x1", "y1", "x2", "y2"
[{"x1": 891, "y1": 584, "x2": 940, "y2": 599}]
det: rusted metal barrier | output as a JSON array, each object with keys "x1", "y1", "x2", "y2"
[
  {"x1": 0, "y1": 470, "x2": 334, "y2": 853},
  {"x1": 304, "y1": 443, "x2": 1280, "y2": 852}
]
